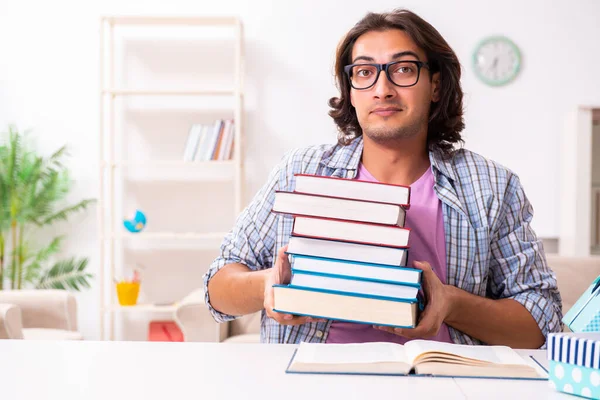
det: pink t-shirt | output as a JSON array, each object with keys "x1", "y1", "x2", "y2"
[{"x1": 325, "y1": 163, "x2": 453, "y2": 344}]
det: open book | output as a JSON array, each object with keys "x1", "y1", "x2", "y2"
[{"x1": 286, "y1": 341, "x2": 548, "y2": 380}]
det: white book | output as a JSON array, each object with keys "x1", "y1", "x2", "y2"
[
  {"x1": 287, "y1": 236, "x2": 408, "y2": 267},
  {"x1": 186, "y1": 124, "x2": 202, "y2": 161},
  {"x1": 193, "y1": 125, "x2": 209, "y2": 161},
  {"x1": 182, "y1": 125, "x2": 198, "y2": 161},
  {"x1": 273, "y1": 191, "x2": 406, "y2": 226},
  {"x1": 292, "y1": 216, "x2": 410, "y2": 248},
  {"x1": 289, "y1": 253, "x2": 418, "y2": 283},
  {"x1": 218, "y1": 120, "x2": 233, "y2": 161},
  {"x1": 286, "y1": 341, "x2": 547, "y2": 379},
  {"x1": 294, "y1": 173, "x2": 410, "y2": 206},
  {"x1": 290, "y1": 270, "x2": 419, "y2": 300},
  {"x1": 273, "y1": 284, "x2": 418, "y2": 328},
  {"x1": 225, "y1": 120, "x2": 235, "y2": 160}
]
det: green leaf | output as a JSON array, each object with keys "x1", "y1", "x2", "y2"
[
  {"x1": 35, "y1": 257, "x2": 93, "y2": 291},
  {"x1": 22, "y1": 236, "x2": 64, "y2": 285}
]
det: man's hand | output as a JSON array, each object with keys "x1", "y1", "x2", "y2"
[
  {"x1": 264, "y1": 245, "x2": 315, "y2": 325},
  {"x1": 375, "y1": 261, "x2": 454, "y2": 339}
]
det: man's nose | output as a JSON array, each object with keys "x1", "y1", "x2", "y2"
[{"x1": 372, "y1": 69, "x2": 396, "y2": 99}]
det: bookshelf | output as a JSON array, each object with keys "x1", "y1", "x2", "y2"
[{"x1": 98, "y1": 16, "x2": 244, "y2": 340}]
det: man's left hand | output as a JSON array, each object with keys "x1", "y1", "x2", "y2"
[{"x1": 375, "y1": 261, "x2": 455, "y2": 339}]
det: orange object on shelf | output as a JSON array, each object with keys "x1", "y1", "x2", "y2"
[
  {"x1": 116, "y1": 281, "x2": 140, "y2": 306},
  {"x1": 148, "y1": 321, "x2": 184, "y2": 342}
]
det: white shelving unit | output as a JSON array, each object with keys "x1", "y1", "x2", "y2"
[{"x1": 98, "y1": 16, "x2": 244, "y2": 340}]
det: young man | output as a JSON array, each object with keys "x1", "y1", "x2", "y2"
[{"x1": 203, "y1": 9, "x2": 562, "y2": 348}]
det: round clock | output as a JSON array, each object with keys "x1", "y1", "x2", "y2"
[{"x1": 472, "y1": 36, "x2": 521, "y2": 86}]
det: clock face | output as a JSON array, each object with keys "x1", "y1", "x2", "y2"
[{"x1": 472, "y1": 36, "x2": 521, "y2": 86}]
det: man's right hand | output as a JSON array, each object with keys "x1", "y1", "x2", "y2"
[{"x1": 263, "y1": 245, "x2": 312, "y2": 325}]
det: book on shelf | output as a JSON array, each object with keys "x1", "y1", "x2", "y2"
[
  {"x1": 289, "y1": 254, "x2": 420, "y2": 287},
  {"x1": 273, "y1": 191, "x2": 407, "y2": 226},
  {"x1": 286, "y1": 341, "x2": 548, "y2": 379},
  {"x1": 286, "y1": 236, "x2": 409, "y2": 267},
  {"x1": 294, "y1": 173, "x2": 411, "y2": 206},
  {"x1": 183, "y1": 119, "x2": 235, "y2": 162},
  {"x1": 273, "y1": 285, "x2": 419, "y2": 328}
]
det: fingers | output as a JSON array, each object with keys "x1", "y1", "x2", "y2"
[
  {"x1": 413, "y1": 261, "x2": 433, "y2": 277},
  {"x1": 373, "y1": 305, "x2": 440, "y2": 339},
  {"x1": 277, "y1": 245, "x2": 290, "y2": 265},
  {"x1": 265, "y1": 305, "x2": 313, "y2": 325}
]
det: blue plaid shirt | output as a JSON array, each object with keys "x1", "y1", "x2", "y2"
[{"x1": 203, "y1": 136, "x2": 563, "y2": 347}]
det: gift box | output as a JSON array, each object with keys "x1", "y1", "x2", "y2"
[
  {"x1": 563, "y1": 275, "x2": 600, "y2": 332},
  {"x1": 547, "y1": 332, "x2": 600, "y2": 399}
]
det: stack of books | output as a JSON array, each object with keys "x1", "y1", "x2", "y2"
[{"x1": 271, "y1": 173, "x2": 421, "y2": 329}]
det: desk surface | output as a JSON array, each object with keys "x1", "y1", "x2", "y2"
[{"x1": 0, "y1": 341, "x2": 573, "y2": 400}]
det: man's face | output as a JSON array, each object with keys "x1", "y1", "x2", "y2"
[{"x1": 349, "y1": 29, "x2": 440, "y2": 144}]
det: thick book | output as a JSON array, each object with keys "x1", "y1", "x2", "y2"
[
  {"x1": 272, "y1": 191, "x2": 406, "y2": 226},
  {"x1": 289, "y1": 254, "x2": 418, "y2": 284},
  {"x1": 293, "y1": 173, "x2": 411, "y2": 207},
  {"x1": 292, "y1": 216, "x2": 410, "y2": 248},
  {"x1": 286, "y1": 341, "x2": 548, "y2": 380},
  {"x1": 287, "y1": 236, "x2": 409, "y2": 267},
  {"x1": 273, "y1": 284, "x2": 418, "y2": 328},
  {"x1": 290, "y1": 270, "x2": 419, "y2": 300}
]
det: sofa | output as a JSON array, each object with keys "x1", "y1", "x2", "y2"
[{"x1": 0, "y1": 289, "x2": 83, "y2": 340}]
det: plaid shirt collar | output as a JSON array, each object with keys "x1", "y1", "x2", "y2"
[{"x1": 320, "y1": 135, "x2": 458, "y2": 182}]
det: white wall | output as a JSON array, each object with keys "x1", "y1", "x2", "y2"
[{"x1": 1, "y1": 0, "x2": 600, "y2": 339}]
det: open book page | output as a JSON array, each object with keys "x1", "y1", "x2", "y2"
[
  {"x1": 404, "y1": 340, "x2": 530, "y2": 366},
  {"x1": 288, "y1": 342, "x2": 412, "y2": 374},
  {"x1": 294, "y1": 341, "x2": 407, "y2": 365}
]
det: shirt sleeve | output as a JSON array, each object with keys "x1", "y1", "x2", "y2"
[
  {"x1": 487, "y1": 173, "x2": 563, "y2": 348},
  {"x1": 202, "y1": 152, "x2": 290, "y2": 323}
]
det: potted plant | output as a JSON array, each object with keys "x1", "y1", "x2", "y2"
[{"x1": 0, "y1": 125, "x2": 95, "y2": 290}]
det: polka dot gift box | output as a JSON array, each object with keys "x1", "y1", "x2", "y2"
[
  {"x1": 563, "y1": 275, "x2": 600, "y2": 333},
  {"x1": 547, "y1": 333, "x2": 600, "y2": 399}
]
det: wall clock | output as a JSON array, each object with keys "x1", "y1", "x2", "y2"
[{"x1": 472, "y1": 36, "x2": 521, "y2": 86}]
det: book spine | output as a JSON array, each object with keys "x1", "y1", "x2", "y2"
[{"x1": 290, "y1": 268, "x2": 421, "y2": 289}]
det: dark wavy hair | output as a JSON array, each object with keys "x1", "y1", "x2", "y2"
[{"x1": 328, "y1": 9, "x2": 465, "y2": 154}]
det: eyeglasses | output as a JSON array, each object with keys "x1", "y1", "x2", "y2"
[{"x1": 344, "y1": 60, "x2": 430, "y2": 90}]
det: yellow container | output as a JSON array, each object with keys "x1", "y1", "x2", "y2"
[{"x1": 116, "y1": 281, "x2": 140, "y2": 306}]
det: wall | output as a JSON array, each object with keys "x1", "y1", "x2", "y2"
[{"x1": 1, "y1": 0, "x2": 600, "y2": 339}]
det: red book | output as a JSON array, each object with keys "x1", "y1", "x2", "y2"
[{"x1": 293, "y1": 173, "x2": 411, "y2": 208}]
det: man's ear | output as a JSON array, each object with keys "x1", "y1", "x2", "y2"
[{"x1": 431, "y1": 72, "x2": 441, "y2": 103}]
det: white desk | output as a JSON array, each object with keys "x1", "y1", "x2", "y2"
[{"x1": 0, "y1": 341, "x2": 573, "y2": 400}]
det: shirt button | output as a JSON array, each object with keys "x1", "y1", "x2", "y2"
[{"x1": 315, "y1": 330, "x2": 324, "y2": 338}]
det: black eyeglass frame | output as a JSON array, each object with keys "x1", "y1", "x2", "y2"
[{"x1": 343, "y1": 60, "x2": 430, "y2": 90}]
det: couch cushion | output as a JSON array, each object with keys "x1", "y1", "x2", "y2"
[
  {"x1": 546, "y1": 255, "x2": 600, "y2": 316},
  {"x1": 222, "y1": 333, "x2": 260, "y2": 343},
  {"x1": 22, "y1": 328, "x2": 83, "y2": 340}
]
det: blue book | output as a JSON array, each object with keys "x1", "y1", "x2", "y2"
[{"x1": 289, "y1": 253, "x2": 420, "y2": 285}]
